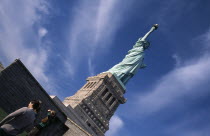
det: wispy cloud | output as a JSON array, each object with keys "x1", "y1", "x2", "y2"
[
  {"x1": 167, "y1": 123, "x2": 210, "y2": 136},
  {"x1": 198, "y1": 28, "x2": 210, "y2": 50},
  {"x1": 164, "y1": 109, "x2": 210, "y2": 136},
  {"x1": 38, "y1": 27, "x2": 48, "y2": 38},
  {"x1": 65, "y1": 0, "x2": 128, "y2": 77},
  {"x1": 106, "y1": 115, "x2": 124, "y2": 136},
  {"x1": 0, "y1": 0, "x2": 49, "y2": 83},
  {"x1": 137, "y1": 55, "x2": 210, "y2": 114},
  {"x1": 88, "y1": 57, "x2": 95, "y2": 76},
  {"x1": 172, "y1": 54, "x2": 181, "y2": 67},
  {"x1": 63, "y1": 59, "x2": 75, "y2": 78}
]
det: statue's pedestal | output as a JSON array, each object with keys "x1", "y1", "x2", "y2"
[{"x1": 63, "y1": 72, "x2": 126, "y2": 135}]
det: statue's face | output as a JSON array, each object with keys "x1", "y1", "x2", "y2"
[{"x1": 143, "y1": 42, "x2": 150, "y2": 49}]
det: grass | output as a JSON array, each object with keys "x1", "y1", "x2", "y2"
[{"x1": 0, "y1": 107, "x2": 7, "y2": 121}]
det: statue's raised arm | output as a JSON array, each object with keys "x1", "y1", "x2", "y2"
[
  {"x1": 141, "y1": 24, "x2": 158, "y2": 41},
  {"x1": 106, "y1": 24, "x2": 159, "y2": 85}
]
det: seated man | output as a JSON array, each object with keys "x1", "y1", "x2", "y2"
[
  {"x1": 0, "y1": 100, "x2": 42, "y2": 136},
  {"x1": 28, "y1": 109, "x2": 56, "y2": 136}
]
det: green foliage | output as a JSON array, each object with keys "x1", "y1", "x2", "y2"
[
  {"x1": 0, "y1": 107, "x2": 7, "y2": 121},
  {"x1": 18, "y1": 131, "x2": 27, "y2": 136}
]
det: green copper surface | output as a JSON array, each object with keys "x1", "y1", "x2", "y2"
[{"x1": 107, "y1": 24, "x2": 158, "y2": 85}]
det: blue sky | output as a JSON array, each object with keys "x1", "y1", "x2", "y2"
[{"x1": 0, "y1": 0, "x2": 210, "y2": 136}]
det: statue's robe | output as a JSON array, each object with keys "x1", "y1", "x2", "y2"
[{"x1": 108, "y1": 38, "x2": 150, "y2": 85}]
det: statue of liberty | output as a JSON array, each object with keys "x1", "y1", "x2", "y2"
[{"x1": 107, "y1": 24, "x2": 158, "y2": 85}]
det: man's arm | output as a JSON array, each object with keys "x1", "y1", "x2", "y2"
[{"x1": 0, "y1": 107, "x2": 26, "y2": 126}]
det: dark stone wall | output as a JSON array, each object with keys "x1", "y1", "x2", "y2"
[{"x1": 0, "y1": 59, "x2": 68, "y2": 136}]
